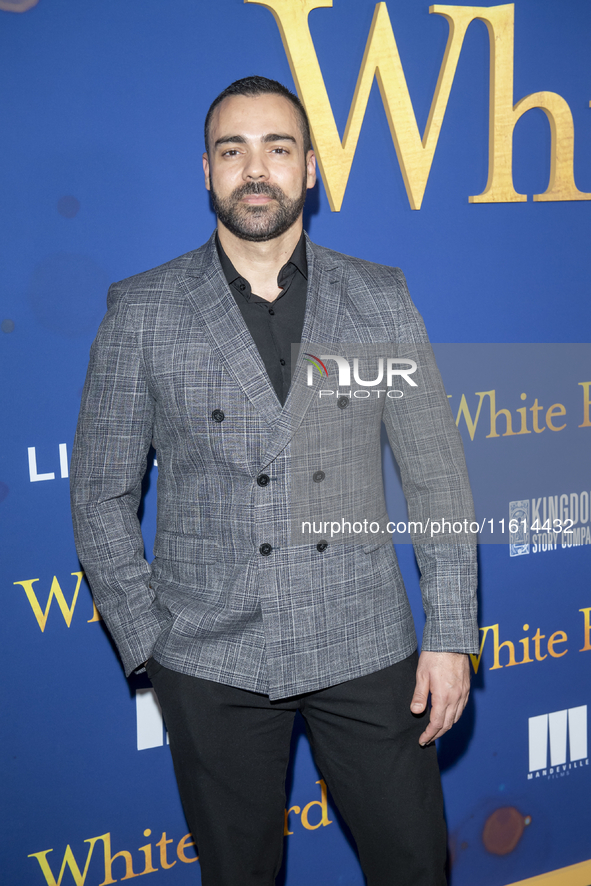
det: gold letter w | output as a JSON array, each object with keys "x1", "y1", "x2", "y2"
[
  {"x1": 14, "y1": 573, "x2": 84, "y2": 631},
  {"x1": 245, "y1": 0, "x2": 486, "y2": 210}
]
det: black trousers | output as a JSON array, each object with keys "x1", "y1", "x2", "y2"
[{"x1": 147, "y1": 652, "x2": 446, "y2": 886}]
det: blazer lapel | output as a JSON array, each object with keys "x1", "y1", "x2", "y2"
[
  {"x1": 259, "y1": 236, "x2": 348, "y2": 469},
  {"x1": 178, "y1": 234, "x2": 283, "y2": 429}
]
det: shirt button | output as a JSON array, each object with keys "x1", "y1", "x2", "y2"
[
  {"x1": 312, "y1": 470, "x2": 325, "y2": 483},
  {"x1": 239, "y1": 283, "x2": 245, "y2": 291},
  {"x1": 280, "y1": 359, "x2": 286, "y2": 366},
  {"x1": 211, "y1": 409, "x2": 225, "y2": 422},
  {"x1": 259, "y1": 543, "x2": 273, "y2": 556},
  {"x1": 268, "y1": 308, "x2": 275, "y2": 315},
  {"x1": 337, "y1": 396, "x2": 349, "y2": 409},
  {"x1": 316, "y1": 541, "x2": 328, "y2": 552},
  {"x1": 257, "y1": 474, "x2": 270, "y2": 487}
]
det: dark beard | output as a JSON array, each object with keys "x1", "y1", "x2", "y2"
[{"x1": 210, "y1": 176, "x2": 307, "y2": 242}]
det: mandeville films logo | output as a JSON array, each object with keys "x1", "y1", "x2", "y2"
[
  {"x1": 304, "y1": 354, "x2": 417, "y2": 398},
  {"x1": 528, "y1": 705, "x2": 588, "y2": 780}
]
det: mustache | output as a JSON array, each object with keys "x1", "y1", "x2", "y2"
[{"x1": 231, "y1": 181, "x2": 284, "y2": 201}]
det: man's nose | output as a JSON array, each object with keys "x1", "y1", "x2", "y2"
[{"x1": 243, "y1": 150, "x2": 269, "y2": 181}]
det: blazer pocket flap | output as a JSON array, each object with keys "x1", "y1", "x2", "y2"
[
  {"x1": 153, "y1": 531, "x2": 220, "y2": 564},
  {"x1": 362, "y1": 538, "x2": 392, "y2": 554}
]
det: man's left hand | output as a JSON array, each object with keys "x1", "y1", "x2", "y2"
[{"x1": 410, "y1": 651, "x2": 470, "y2": 746}]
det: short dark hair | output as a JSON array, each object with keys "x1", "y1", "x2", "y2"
[{"x1": 204, "y1": 75, "x2": 312, "y2": 156}]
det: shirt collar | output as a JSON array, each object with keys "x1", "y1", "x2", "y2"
[
  {"x1": 215, "y1": 230, "x2": 308, "y2": 294},
  {"x1": 283, "y1": 230, "x2": 308, "y2": 281}
]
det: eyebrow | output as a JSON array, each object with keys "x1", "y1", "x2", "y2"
[{"x1": 214, "y1": 133, "x2": 297, "y2": 149}]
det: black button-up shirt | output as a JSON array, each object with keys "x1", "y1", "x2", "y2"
[{"x1": 216, "y1": 232, "x2": 308, "y2": 406}]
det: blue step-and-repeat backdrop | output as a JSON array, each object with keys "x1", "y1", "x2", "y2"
[{"x1": 1, "y1": 1, "x2": 590, "y2": 884}]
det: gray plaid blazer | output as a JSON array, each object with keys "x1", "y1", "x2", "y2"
[{"x1": 70, "y1": 232, "x2": 478, "y2": 700}]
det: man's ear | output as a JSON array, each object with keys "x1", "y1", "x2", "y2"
[
  {"x1": 306, "y1": 150, "x2": 317, "y2": 190},
  {"x1": 203, "y1": 152, "x2": 211, "y2": 191}
]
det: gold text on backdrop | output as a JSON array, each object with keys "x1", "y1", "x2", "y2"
[{"x1": 245, "y1": 1, "x2": 591, "y2": 208}]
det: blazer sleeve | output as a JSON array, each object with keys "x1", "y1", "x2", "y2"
[
  {"x1": 381, "y1": 268, "x2": 479, "y2": 655},
  {"x1": 70, "y1": 285, "x2": 168, "y2": 675}
]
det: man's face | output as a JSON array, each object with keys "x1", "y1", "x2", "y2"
[{"x1": 203, "y1": 94, "x2": 316, "y2": 242}]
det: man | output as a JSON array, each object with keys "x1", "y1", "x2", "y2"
[{"x1": 70, "y1": 76, "x2": 478, "y2": 886}]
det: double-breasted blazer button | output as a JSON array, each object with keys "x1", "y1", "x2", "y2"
[
  {"x1": 211, "y1": 409, "x2": 225, "y2": 423},
  {"x1": 337, "y1": 396, "x2": 349, "y2": 409},
  {"x1": 312, "y1": 470, "x2": 325, "y2": 483},
  {"x1": 257, "y1": 474, "x2": 270, "y2": 487},
  {"x1": 259, "y1": 543, "x2": 273, "y2": 556},
  {"x1": 316, "y1": 541, "x2": 328, "y2": 552}
]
